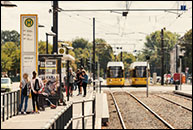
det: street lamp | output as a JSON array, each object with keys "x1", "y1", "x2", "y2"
[
  {"x1": 62, "y1": 43, "x2": 74, "y2": 101},
  {"x1": 66, "y1": 46, "x2": 73, "y2": 101},
  {"x1": 1, "y1": 1, "x2": 17, "y2": 7},
  {"x1": 46, "y1": 32, "x2": 56, "y2": 54}
]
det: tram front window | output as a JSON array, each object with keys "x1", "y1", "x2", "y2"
[
  {"x1": 107, "y1": 66, "x2": 123, "y2": 78},
  {"x1": 134, "y1": 66, "x2": 147, "y2": 78}
]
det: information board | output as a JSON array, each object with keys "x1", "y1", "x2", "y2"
[{"x1": 39, "y1": 59, "x2": 59, "y2": 81}]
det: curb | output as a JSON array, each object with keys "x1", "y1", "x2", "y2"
[{"x1": 173, "y1": 90, "x2": 192, "y2": 98}]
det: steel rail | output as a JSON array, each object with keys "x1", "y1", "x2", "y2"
[
  {"x1": 110, "y1": 91, "x2": 127, "y2": 129},
  {"x1": 155, "y1": 95, "x2": 192, "y2": 112},
  {"x1": 126, "y1": 92, "x2": 175, "y2": 129}
]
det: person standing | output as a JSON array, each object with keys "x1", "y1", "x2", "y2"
[
  {"x1": 31, "y1": 71, "x2": 44, "y2": 113},
  {"x1": 76, "y1": 69, "x2": 82, "y2": 96},
  {"x1": 80, "y1": 70, "x2": 88, "y2": 97},
  {"x1": 69, "y1": 68, "x2": 75, "y2": 96},
  {"x1": 18, "y1": 73, "x2": 31, "y2": 115},
  {"x1": 78, "y1": 66, "x2": 84, "y2": 95}
]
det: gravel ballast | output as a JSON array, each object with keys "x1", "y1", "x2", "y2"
[
  {"x1": 131, "y1": 91, "x2": 192, "y2": 129},
  {"x1": 157, "y1": 93, "x2": 192, "y2": 109},
  {"x1": 102, "y1": 92, "x2": 123, "y2": 129},
  {"x1": 113, "y1": 92, "x2": 169, "y2": 129}
]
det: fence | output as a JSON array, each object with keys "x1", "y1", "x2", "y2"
[
  {"x1": 1, "y1": 90, "x2": 20, "y2": 122},
  {"x1": 43, "y1": 96, "x2": 96, "y2": 129}
]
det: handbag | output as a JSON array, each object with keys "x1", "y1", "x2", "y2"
[{"x1": 22, "y1": 83, "x2": 27, "y2": 96}]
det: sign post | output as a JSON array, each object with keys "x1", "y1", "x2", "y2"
[
  {"x1": 20, "y1": 14, "x2": 38, "y2": 112},
  {"x1": 146, "y1": 56, "x2": 150, "y2": 98},
  {"x1": 20, "y1": 14, "x2": 38, "y2": 80}
]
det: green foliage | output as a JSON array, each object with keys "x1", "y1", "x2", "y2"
[
  {"x1": 70, "y1": 38, "x2": 115, "y2": 77},
  {"x1": 38, "y1": 40, "x2": 52, "y2": 54},
  {"x1": 95, "y1": 38, "x2": 114, "y2": 76},
  {"x1": 140, "y1": 30, "x2": 179, "y2": 75},
  {"x1": 1, "y1": 30, "x2": 20, "y2": 46},
  {"x1": 181, "y1": 29, "x2": 192, "y2": 74},
  {"x1": 1, "y1": 42, "x2": 20, "y2": 75},
  {"x1": 72, "y1": 38, "x2": 89, "y2": 49},
  {"x1": 117, "y1": 52, "x2": 136, "y2": 75}
]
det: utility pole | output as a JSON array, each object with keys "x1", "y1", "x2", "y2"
[
  {"x1": 176, "y1": 44, "x2": 179, "y2": 73},
  {"x1": 66, "y1": 48, "x2": 70, "y2": 101},
  {"x1": 120, "y1": 51, "x2": 123, "y2": 62},
  {"x1": 52, "y1": 1, "x2": 58, "y2": 54},
  {"x1": 161, "y1": 28, "x2": 165, "y2": 85},
  {"x1": 46, "y1": 33, "x2": 48, "y2": 54},
  {"x1": 93, "y1": 17, "x2": 96, "y2": 91}
]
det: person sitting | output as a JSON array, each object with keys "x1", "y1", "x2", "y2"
[{"x1": 39, "y1": 79, "x2": 59, "y2": 110}]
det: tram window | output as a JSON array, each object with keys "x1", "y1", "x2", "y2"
[
  {"x1": 107, "y1": 66, "x2": 123, "y2": 78},
  {"x1": 134, "y1": 66, "x2": 147, "y2": 77}
]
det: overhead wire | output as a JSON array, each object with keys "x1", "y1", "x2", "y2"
[
  {"x1": 58, "y1": 1, "x2": 190, "y2": 50},
  {"x1": 151, "y1": 1, "x2": 178, "y2": 31}
]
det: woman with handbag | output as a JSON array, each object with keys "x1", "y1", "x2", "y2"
[
  {"x1": 18, "y1": 73, "x2": 31, "y2": 115},
  {"x1": 31, "y1": 71, "x2": 44, "y2": 114}
]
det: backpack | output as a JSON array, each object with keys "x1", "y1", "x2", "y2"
[
  {"x1": 34, "y1": 78, "x2": 40, "y2": 91},
  {"x1": 22, "y1": 83, "x2": 27, "y2": 96}
]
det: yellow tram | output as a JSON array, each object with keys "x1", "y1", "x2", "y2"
[
  {"x1": 106, "y1": 62, "x2": 125, "y2": 86},
  {"x1": 129, "y1": 62, "x2": 150, "y2": 86}
]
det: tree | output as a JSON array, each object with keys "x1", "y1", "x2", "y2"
[
  {"x1": 95, "y1": 38, "x2": 114, "y2": 77},
  {"x1": 141, "y1": 30, "x2": 179, "y2": 76},
  {"x1": 72, "y1": 38, "x2": 89, "y2": 49},
  {"x1": 1, "y1": 30, "x2": 20, "y2": 46},
  {"x1": 1, "y1": 42, "x2": 20, "y2": 76},
  {"x1": 117, "y1": 52, "x2": 136, "y2": 76},
  {"x1": 71, "y1": 38, "x2": 115, "y2": 77},
  {"x1": 181, "y1": 29, "x2": 192, "y2": 74},
  {"x1": 38, "y1": 40, "x2": 52, "y2": 54}
]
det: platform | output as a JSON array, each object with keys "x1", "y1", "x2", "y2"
[{"x1": 1, "y1": 86, "x2": 97, "y2": 129}]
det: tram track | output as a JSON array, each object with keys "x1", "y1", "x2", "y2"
[
  {"x1": 109, "y1": 91, "x2": 127, "y2": 129},
  {"x1": 131, "y1": 91, "x2": 192, "y2": 129},
  {"x1": 155, "y1": 94, "x2": 192, "y2": 112},
  {"x1": 171, "y1": 93, "x2": 192, "y2": 101},
  {"x1": 109, "y1": 90, "x2": 173, "y2": 129},
  {"x1": 126, "y1": 92, "x2": 175, "y2": 129}
]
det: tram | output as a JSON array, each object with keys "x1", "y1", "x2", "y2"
[
  {"x1": 106, "y1": 62, "x2": 125, "y2": 86},
  {"x1": 129, "y1": 62, "x2": 150, "y2": 87}
]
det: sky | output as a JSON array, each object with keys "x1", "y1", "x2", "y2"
[{"x1": 1, "y1": 1, "x2": 192, "y2": 53}]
